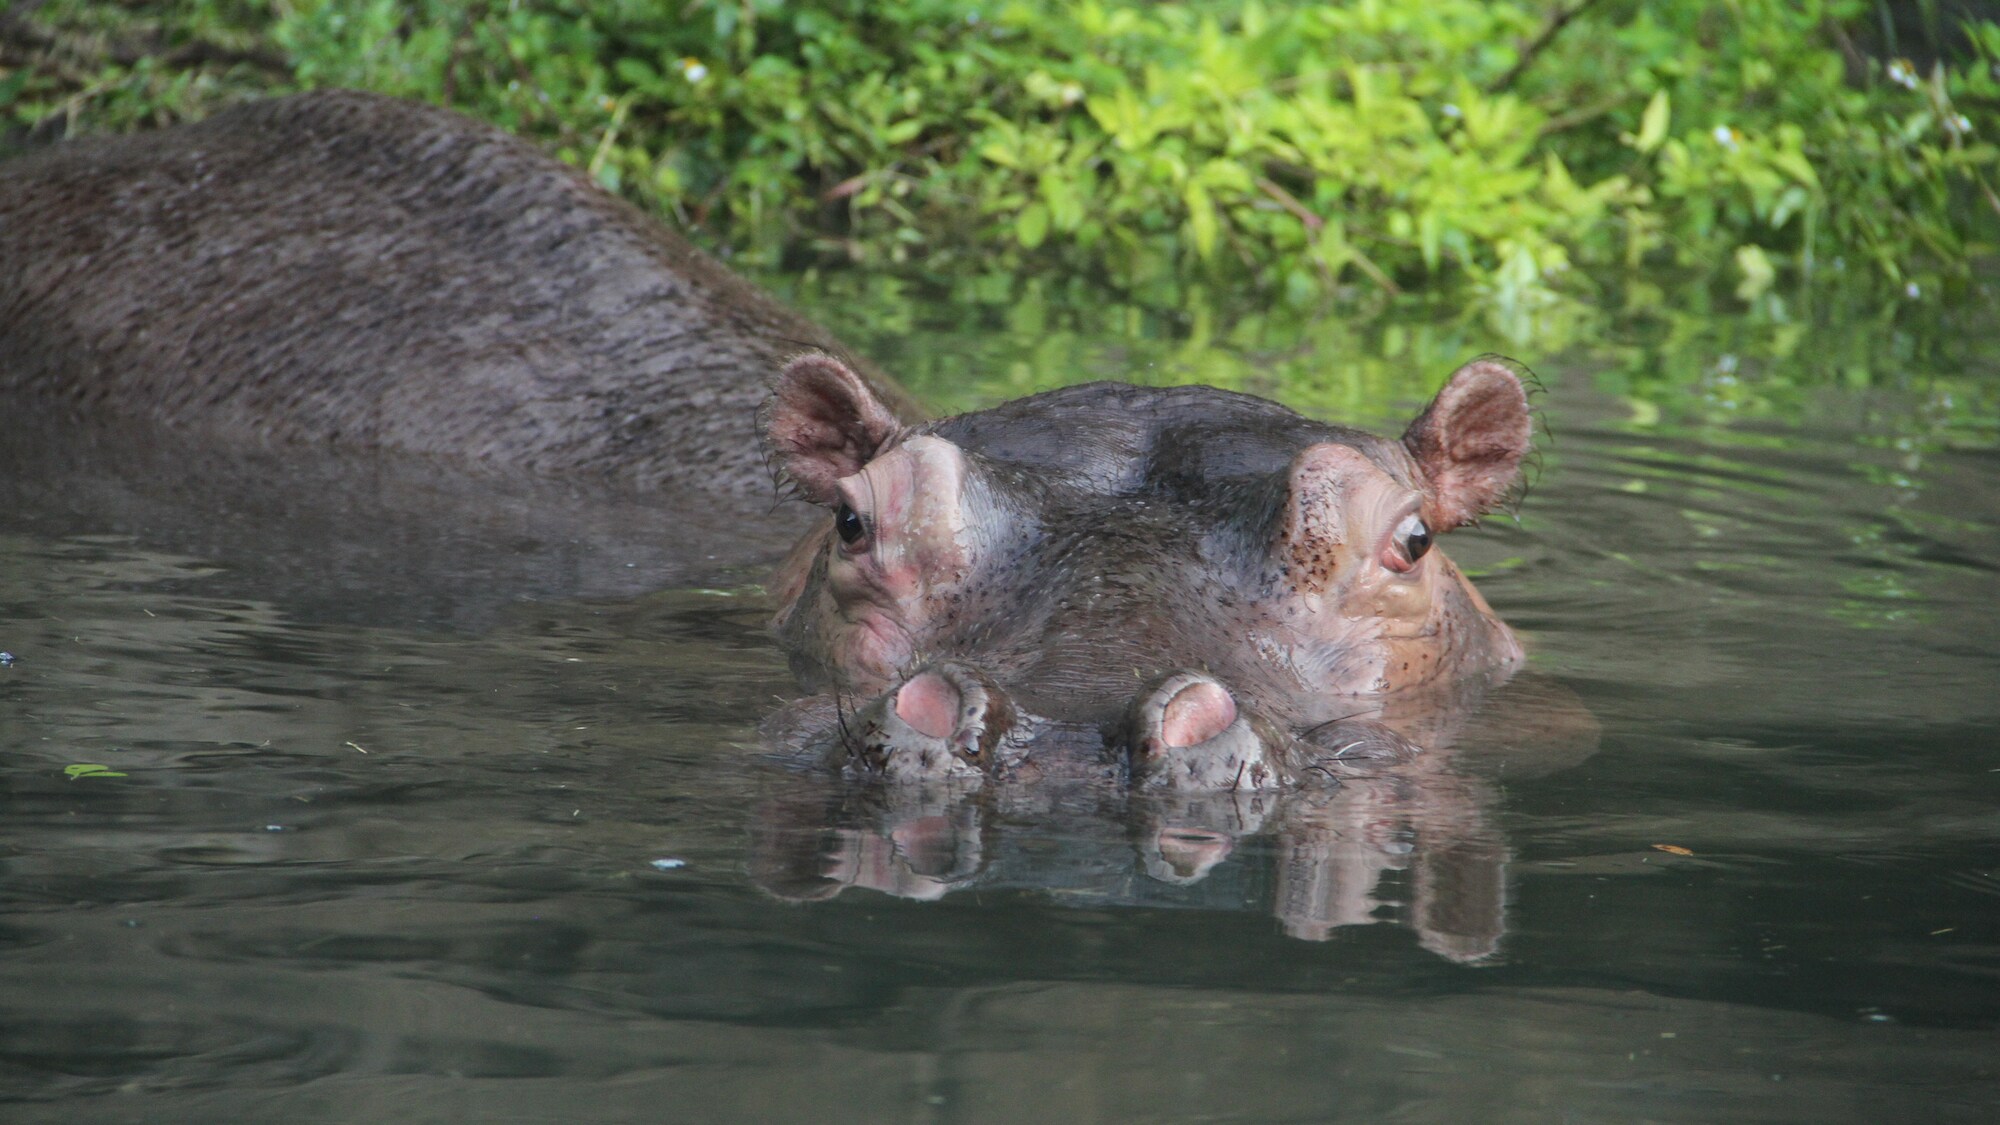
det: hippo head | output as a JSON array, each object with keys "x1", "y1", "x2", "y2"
[{"x1": 764, "y1": 356, "x2": 1532, "y2": 790}]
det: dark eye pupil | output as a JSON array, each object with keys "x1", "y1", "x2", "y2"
[
  {"x1": 836, "y1": 504, "x2": 865, "y2": 546},
  {"x1": 1404, "y1": 519, "x2": 1432, "y2": 562}
]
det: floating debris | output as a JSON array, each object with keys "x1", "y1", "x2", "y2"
[
  {"x1": 650, "y1": 858, "x2": 689, "y2": 871},
  {"x1": 64, "y1": 764, "x2": 126, "y2": 779}
]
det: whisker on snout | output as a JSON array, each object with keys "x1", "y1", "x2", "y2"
[
  {"x1": 831, "y1": 688, "x2": 863, "y2": 756},
  {"x1": 1302, "y1": 703, "x2": 1386, "y2": 741}
]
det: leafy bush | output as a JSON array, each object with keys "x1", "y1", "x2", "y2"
[{"x1": 4, "y1": 0, "x2": 1997, "y2": 324}]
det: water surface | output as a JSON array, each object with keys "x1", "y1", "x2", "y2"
[{"x1": 2, "y1": 286, "x2": 1997, "y2": 1121}]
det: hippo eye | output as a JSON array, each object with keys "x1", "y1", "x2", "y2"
[
  {"x1": 835, "y1": 502, "x2": 868, "y2": 549},
  {"x1": 1386, "y1": 513, "x2": 1431, "y2": 572},
  {"x1": 1402, "y1": 516, "x2": 1432, "y2": 561}
]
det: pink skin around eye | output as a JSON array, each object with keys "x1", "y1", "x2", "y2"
[
  {"x1": 833, "y1": 449, "x2": 933, "y2": 601},
  {"x1": 821, "y1": 437, "x2": 971, "y2": 689}
]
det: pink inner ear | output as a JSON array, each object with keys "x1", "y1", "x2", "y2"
[
  {"x1": 1401, "y1": 359, "x2": 1531, "y2": 530},
  {"x1": 767, "y1": 354, "x2": 903, "y2": 504}
]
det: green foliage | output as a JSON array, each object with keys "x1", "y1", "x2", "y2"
[
  {"x1": 770, "y1": 260, "x2": 2000, "y2": 447},
  {"x1": 4, "y1": 1, "x2": 1998, "y2": 326}
]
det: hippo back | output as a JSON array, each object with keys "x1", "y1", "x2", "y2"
[{"x1": 0, "y1": 90, "x2": 909, "y2": 493}]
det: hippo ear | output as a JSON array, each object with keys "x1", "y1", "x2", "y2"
[
  {"x1": 1401, "y1": 359, "x2": 1532, "y2": 531},
  {"x1": 767, "y1": 354, "x2": 905, "y2": 505}
]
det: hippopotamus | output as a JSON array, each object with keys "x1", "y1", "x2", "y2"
[
  {"x1": 0, "y1": 90, "x2": 1535, "y2": 794},
  {"x1": 763, "y1": 353, "x2": 1531, "y2": 789}
]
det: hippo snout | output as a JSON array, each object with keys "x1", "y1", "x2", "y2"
[
  {"x1": 830, "y1": 662, "x2": 1426, "y2": 792},
  {"x1": 1124, "y1": 672, "x2": 1283, "y2": 790}
]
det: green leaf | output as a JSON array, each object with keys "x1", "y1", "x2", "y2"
[
  {"x1": 1768, "y1": 148, "x2": 1821, "y2": 190},
  {"x1": 1733, "y1": 243, "x2": 1776, "y2": 300},
  {"x1": 613, "y1": 58, "x2": 658, "y2": 88},
  {"x1": 1017, "y1": 203, "x2": 1050, "y2": 249},
  {"x1": 1185, "y1": 179, "x2": 1218, "y2": 259},
  {"x1": 978, "y1": 139, "x2": 1020, "y2": 169},
  {"x1": 1634, "y1": 89, "x2": 1671, "y2": 154},
  {"x1": 1770, "y1": 185, "x2": 1810, "y2": 229}
]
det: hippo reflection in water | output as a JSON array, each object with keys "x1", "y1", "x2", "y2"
[{"x1": 754, "y1": 671, "x2": 1594, "y2": 961}]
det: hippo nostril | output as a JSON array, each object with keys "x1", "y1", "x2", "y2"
[
  {"x1": 893, "y1": 671, "x2": 960, "y2": 739},
  {"x1": 1124, "y1": 673, "x2": 1288, "y2": 792},
  {"x1": 1159, "y1": 680, "x2": 1237, "y2": 748}
]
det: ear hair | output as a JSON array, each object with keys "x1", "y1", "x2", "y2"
[
  {"x1": 763, "y1": 353, "x2": 905, "y2": 505},
  {"x1": 1401, "y1": 357, "x2": 1533, "y2": 531}
]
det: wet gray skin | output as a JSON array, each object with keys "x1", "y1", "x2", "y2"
[
  {"x1": 764, "y1": 354, "x2": 1535, "y2": 791},
  {"x1": 0, "y1": 89, "x2": 917, "y2": 492}
]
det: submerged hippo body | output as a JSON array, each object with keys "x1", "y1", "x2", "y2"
[
  {"x1": 0, "y1": 89, "x2": 913, "y2": 491},
  {"x1": 2, "y1": 91, "x2": 1539, "y2": 793}
]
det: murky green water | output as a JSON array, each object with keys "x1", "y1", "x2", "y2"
[{"x1": 3, "y1": 282, "x2": 1997, "y2": 1121}]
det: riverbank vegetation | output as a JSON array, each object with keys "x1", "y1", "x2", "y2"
[{"x1": 5, "y1": 1, "x2": 1997, "y2": 333}]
